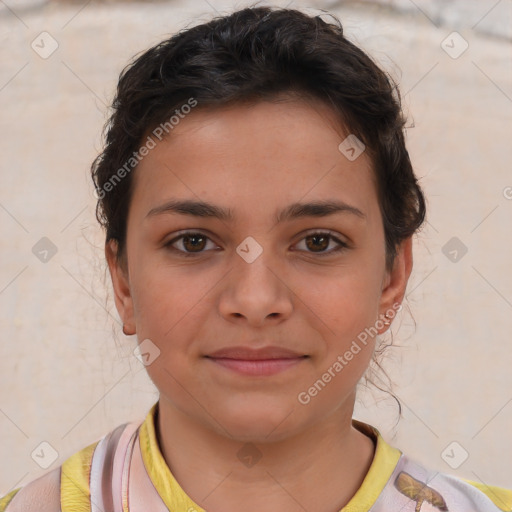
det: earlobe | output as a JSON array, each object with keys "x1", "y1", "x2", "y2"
[
  {"x1": 105, "y1": 240, "x2": 136, "y2": 336},
  {"x1": 377, "y1": 236, "x2": 413, "y2": 333}
]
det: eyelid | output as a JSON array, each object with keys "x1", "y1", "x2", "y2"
[
  {"x1": 299, "y1": 228, "x2": 348, "y2": 244},
  {"x1": 164, "y1": 229, "x2": 220, "y2": 251}
]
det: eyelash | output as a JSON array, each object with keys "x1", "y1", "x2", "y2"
[{"x1": 164, "y1": 230, "x2": 349, "y2": 258}]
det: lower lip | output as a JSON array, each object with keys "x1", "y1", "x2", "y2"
[{"x1": 206, "y1": 357, "x2": 306, "y2": 376}]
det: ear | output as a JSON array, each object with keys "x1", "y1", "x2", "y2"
[
  {"x1": 377, "y1": 236, "x2": 413, "y2": 334},
  {"x1": 105, "y1": 240, "x2": 136, "y2": 336}
]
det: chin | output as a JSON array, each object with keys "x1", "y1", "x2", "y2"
[{"x1": 214, "y1": 400, "x2": 300, "y2": 442}]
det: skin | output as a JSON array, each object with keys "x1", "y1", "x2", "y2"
[{"x1": 106, "y1": 95, "x2": 413, "y2": 512}]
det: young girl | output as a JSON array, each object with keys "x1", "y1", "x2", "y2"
[{"x1": 1, "y1": 5, "x2": 510, "y2": 512}]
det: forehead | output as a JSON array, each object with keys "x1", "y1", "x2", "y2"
[{"x1": 129, "y1": 99, "x2": 379, "y2": 226}]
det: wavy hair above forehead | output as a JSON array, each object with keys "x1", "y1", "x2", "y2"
[{"x1": 91, "y1": 4, "x2": 426, "y2": 273}]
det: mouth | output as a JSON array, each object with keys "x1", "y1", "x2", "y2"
[
  {"x1": 204, "y1": 346, "x2": 309, "y2": 376},
  {"x1": 205, "y1": 356, "x2": 308, "y2": 376}
]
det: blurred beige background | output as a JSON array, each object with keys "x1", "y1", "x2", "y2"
[{"x1": 1, "y1": 0, "x2": 511, "y2": 495}]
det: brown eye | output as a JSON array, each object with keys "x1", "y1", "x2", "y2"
[
  {"x1": 295, "y1": 231, "x2": 348, "y2": 256},
  {"x1": 305, "y1": 233, "x2": 329, "y2": 252},
  {"x1": 165, "y1": 232, "x2": 217, "y2": 256},
  {"x1": 181, "y1": 233, "x2": 207, "y2": 252}
]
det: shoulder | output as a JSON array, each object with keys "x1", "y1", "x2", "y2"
[
  {"x1": 0, "y1": 467, "x2": 61, "y2": 512},
  {"x1": 0, "y1": 408, "x2": 153, "y2": 512},
  {"x1": 0, "y1": 438, "x2": 100, "y2": 512},
  {"x1": 387, "y1": 455, "x2": 512, "y2": 512},
  {"x1": 352, "y1": 420, "x2": 511, "y2": 512},
  {"x1": 0, "y1": 413, "x2": 147, "y2": 512},
  {"x1": 462, "y1": 478, "x2": 512, "y2": 512}
]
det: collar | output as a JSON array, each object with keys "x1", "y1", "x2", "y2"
[{"x1": 138, "y1": 401, "x2": 402, "y2": 512}]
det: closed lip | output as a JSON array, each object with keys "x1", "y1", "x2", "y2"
[{"x1": 205, "y1": 346, "x2": 307, "y2": 360}]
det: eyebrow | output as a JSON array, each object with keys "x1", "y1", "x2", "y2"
[{"x1": 145, "y1": 198, "x2": 366, "y2": 224}]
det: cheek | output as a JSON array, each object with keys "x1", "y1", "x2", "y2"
[
  {"x1": 130, "y1": 262, "x2": 214, "y2": 345},
  {"x1": 296, "y1": 270, "x2": 381, "y2": 340}
]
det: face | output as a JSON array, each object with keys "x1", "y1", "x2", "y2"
[{"x1": 107, "y1": 96, "x2": 412, "y2": 442}]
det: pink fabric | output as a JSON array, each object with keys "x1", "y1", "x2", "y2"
[
  {"x1": 111, "y1": 423, "x2": 138, "y2": 512},
  {"x1": 89, "y1": 421, "x2": 168, "y2": 512}
]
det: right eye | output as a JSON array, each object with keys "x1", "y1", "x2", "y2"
[{"x1": 164, "y1": 231, "x2": 219, "y2": 257}]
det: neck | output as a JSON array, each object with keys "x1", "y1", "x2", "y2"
[{"x1": 156, "y1": 395, "x2": 376, "y2": 512}]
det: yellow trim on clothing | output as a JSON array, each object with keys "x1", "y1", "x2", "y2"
[
  {"x1": 464, "y1": 479, "x2": 512, "y2": 512},
  {"x1": 139, "y1": 401, "x2": 402, "y2": 512},
  {"x1": 0, "y1": 488, "x2": 21, "y2": 512},
  {"x1": 139, "y1": 402, "x2": 207, "y2": 512},
  {"x1": 341, "y1": 420, "x2": 402, "y2": 511},
  {"x1": 61, "y1": 440, "x2": 99, "y2": 512}
]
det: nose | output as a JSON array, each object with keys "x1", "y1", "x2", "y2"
[{"x1": 218, "y1": 248, "x2": 293, "y2": 327}]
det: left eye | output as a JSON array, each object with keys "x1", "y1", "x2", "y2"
[
  {"x1": 165, "y1": 230, "x2": 348, "y2": 257},
  {"x1": 294, "y1": 231, "x2": 348, "y2": 255}
]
